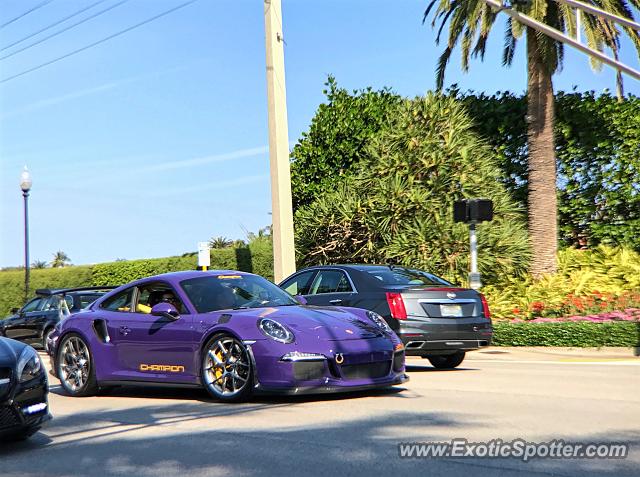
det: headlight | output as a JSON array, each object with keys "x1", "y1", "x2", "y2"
[
  {"x1": 17, "y1": 346, "x2": 43, "y2": 382},
  {"x1": 258, "y1": 318, "x2": 294, "y2": 343},
  {"x1": 367, "y1": 311, "x2": 393, "y2": 333}
]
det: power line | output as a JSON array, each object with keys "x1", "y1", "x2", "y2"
[
  {"x1": 1, "y1": 0, "x2": 129, "y2": 61},
  {"x1": 1, "y1": 0, "x2": 109, "y2": 53},
  {"x1": 0, "y1": 0, "x2": 54, "y2": 30},
  {"x1": 0, "y1": 0, "x2": 200, "y2": 84}
]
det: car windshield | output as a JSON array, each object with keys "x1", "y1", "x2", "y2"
[
  {"x1": 359, "y1": 266, "x2": 452, "y2": 286},
  {"x1": 180, "y1": 274, "x2": 298, "y2": 313}
]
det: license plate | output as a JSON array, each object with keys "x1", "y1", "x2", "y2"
[{"x1": 440, "y1": 304, "x2": 462, "y2": 317}]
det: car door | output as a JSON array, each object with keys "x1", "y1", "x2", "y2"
[
  {"x1": 22, "y1": 295, "x2": 58, "y2": 344},
  {"x1": 303, "y1": 269, "x2": 357, "y2": 307},
  {"x1": 101, "y1": 283, "x2": 196, "y2": 383},
  {"x1": 5, "y1": 298, "x2": 44, "y2": 340}
]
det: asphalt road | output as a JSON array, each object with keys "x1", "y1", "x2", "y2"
[{"x1": 1, "y1": 349, "x2": 639, "y2": 477}]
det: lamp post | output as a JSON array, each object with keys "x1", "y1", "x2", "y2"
[{"x1": 20, "y1": 167, "x2": 32, "y2": 302}]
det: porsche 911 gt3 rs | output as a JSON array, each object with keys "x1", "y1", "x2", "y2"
[{"x1": 48, "y1": 271, "x2": 408, "y2": 402}]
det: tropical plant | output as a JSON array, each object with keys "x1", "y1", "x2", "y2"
[
  {"x1": 208, "y1": 236, "x2": 233, "y2": 249},
  {"x1": 290, "y1": 76, "x2": 401, "y2": 209},
  {"x1": 483, "y1": 245, "x2": 640, "y2": 319},
  {"x1": 51, "y1": 251, "x2": 71, "y2": 268},
  {"x1": 424, "y1": 0, "x2": 640, "y2": 277},
  {"x1": 295, "y1": 94, "x2": 531, "y2": 285},
  {"x1": 31, "y1": 260, "x2": 48, "y2": 269}
]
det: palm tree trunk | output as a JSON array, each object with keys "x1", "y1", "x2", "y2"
[{"x1": 526, "y1": 28, "x2": 558, "y2": 277}]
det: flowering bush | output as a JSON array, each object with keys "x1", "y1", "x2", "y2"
[{"x1": 484, "y1": 246, "x2": 640, "y2": 321}]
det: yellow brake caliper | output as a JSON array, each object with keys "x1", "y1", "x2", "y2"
[{"x1": 214, "y1": 351, "x2": 224, "y2": 380}]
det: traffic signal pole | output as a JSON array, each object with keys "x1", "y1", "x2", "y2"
[{"x1": 264, "y1": 0, "x2": 296, "y2": 283}]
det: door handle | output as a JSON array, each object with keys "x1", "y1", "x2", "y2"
[
  {"x1": 119, "y1": 326, "x2": 131, "y2": 336},
  {"x1": 329, "y1": 299, "x2": 343, "y2": 305}
]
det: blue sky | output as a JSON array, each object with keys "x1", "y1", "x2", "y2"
[{"x1": 0, "y1": 0, "x2": 638, "y2": 268}]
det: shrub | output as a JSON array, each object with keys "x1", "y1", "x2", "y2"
[
  {"x1": 484, "y1": 246, "x2": 640, "y2": 319},
  {"x1": 0, "y1": 266, "x2": 93, "y2": 318},
  {"x1": 295, "y1": 94, "x2": 530, "y2": 285},
  {"x1": 492, "y1": 321, "x2": 639, "y2": 347},
  {"x1": 0, "y1": 245, "x2": 274, "y2": 317}
]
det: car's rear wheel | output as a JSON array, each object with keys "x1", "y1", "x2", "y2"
[
  {"x1": 202, "y1": 334, "x2": 253, "y2": 402},
  {"x1": 57, "y1": 333, "x2": 98, "y2": 397},
  {"x1": 426, "y1": 351, "x2": 466, "y2": 369}
]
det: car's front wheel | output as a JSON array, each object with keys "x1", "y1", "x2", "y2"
[
  {"x1": 425, "y1": 351, "x2": 466, "y2": 369},
  {"x1": 57, "y1": 333, "x2": 98, "y2": 397},
  {"x1": 202, "y1": 334, "x2": 253, "y2": 402}
]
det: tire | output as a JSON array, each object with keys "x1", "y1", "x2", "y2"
[
  {"x1": 201, "y1": 334, "x2": 253, "y2": 402},
  {"x1": 427, "y1": 351, "x2": 466, "y2": 369},
  {"x1": 42, "y1": 328, "x2": 54, "y2": 352},
  {"x1": 56, "y1": 333, "x2": 98, "y2": 397}
]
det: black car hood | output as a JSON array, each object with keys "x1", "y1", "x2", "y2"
[{"x1": 0, "y1": 337, "x2": 25, "y2": 367}]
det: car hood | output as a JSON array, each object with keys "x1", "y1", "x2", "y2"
[
  {"x1": 216, "y1": 305, "x2": 384, "y2": 341},
  {"x1": 0, "y1": 337, "x2": 24, "y2": 367}
]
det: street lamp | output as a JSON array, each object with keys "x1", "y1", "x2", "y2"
[{"x1": 20, "y1": 166, "x2": 32, "y2": 302}]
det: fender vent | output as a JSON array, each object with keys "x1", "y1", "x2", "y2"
[{"x1": 92, "y1": 320, "x2": 110, "y2": 343}]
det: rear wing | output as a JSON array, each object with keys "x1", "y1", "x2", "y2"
[{"x1": 35, "y1": 286, "x2": 117, "y2": 296}]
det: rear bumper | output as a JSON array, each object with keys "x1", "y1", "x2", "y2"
[{"x1": 398, "y1": 319, "x2": 492, "y2": 356}]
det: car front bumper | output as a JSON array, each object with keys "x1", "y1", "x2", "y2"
[{"x1": 0, "y1": 373, "x2": 51, "y2": 438}]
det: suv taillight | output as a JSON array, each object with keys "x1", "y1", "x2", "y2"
[
  {"x1": 480, "y1": 293, "x2": 491, "y2": 319},
  {"x1": 385, "y1": 292, "x2": 407, "y2": 320}
]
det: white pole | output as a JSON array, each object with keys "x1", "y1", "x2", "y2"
[
  {"x1": 469, "y1": 223, "x2": 481, "y2": 289},
  {"x1": 264, "y1": 0, "x2": 296, "y2": 283}
]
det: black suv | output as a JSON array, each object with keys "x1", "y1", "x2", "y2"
[{"x1": 0, "y1": 287, "x2": 114, "y2": 351}]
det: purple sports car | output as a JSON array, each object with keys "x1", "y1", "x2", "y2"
[{"x1": 47, "y1": 271, "x2": 408, "y2": 402}]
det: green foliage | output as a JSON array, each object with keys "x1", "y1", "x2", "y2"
[
  {"x1": 492, "y1": 321, "x2": 639, "y2": 347},
  {"x1": 292, "y1": 81, "x2": 640, "y2": 252},
  {"x1": 458, "y1": 90, "x2": 640, "y2": 250},
  {"x1": 290, "y1": 76, "x2": 401, "y2": 209},
  {"x1": 92, "y1": 244, "x2": 274, "y2": 286},
  {"x1": 0, "y1": 266, "x2": 93, "y2": 319},
  {"x1": 484, "y1": 246, "x2": 640, "y2": 319},
  {"x1": 295, "y1": 94, "x2": 530, "y2": 285},
  {"x1": 0, "y1": 245, "x2": 274, "y2": 317}
]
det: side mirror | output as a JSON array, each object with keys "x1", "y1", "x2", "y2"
[
  {"x1": 10, "y1": 308, "x2": 20, "y2": 314},
  {"x1": 150, "y1": 303, "x2": 180, "y2": 321},
  {"x1": 294, "y1": 295, "x2": 308, "y2": 305}
]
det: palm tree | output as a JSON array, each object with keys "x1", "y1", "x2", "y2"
[
  {"x1": 31, "y1": 260, "x2": 48, "y2": 269},
  {"x1": 51, "y1": 251, "x2": 71, "y2": 268},
  {"x1": 424, "y1": 1, "x2": 640, "y2": 277},
  {"x1": 209, "y1": 236, "x2": 233, "y2": 249}
]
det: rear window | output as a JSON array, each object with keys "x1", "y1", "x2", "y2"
[{"x1": 359, "y1": 266, "x2": 451, "y2": 287}]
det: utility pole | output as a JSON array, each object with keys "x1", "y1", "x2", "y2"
[{"x1": 264, "y1": 0, "x2": 296, "y2": 283}]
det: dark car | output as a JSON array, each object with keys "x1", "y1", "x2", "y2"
[
  {"x1": 1, "y1": 287, "x2": 114, "y2": 351},
  {"x1": 0, "y1": 336, "x2": 51, "y2": 440},
  {"x1": 47, "y1": 271, "x2": 407, "y2": 402},
  {"x1": 279, "y1": 265, "x2": 492, "y2": 368}
]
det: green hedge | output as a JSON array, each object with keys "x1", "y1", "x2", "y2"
[
  {"x1": 0, "y1": 244, "x2": 273, "y2": 317},
  {"x1": 0, "y1": 266, "x2": 93, "y2": 319},
  {"x1": 492, "y1": 321, "x2": 639, "y2": 347}
]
